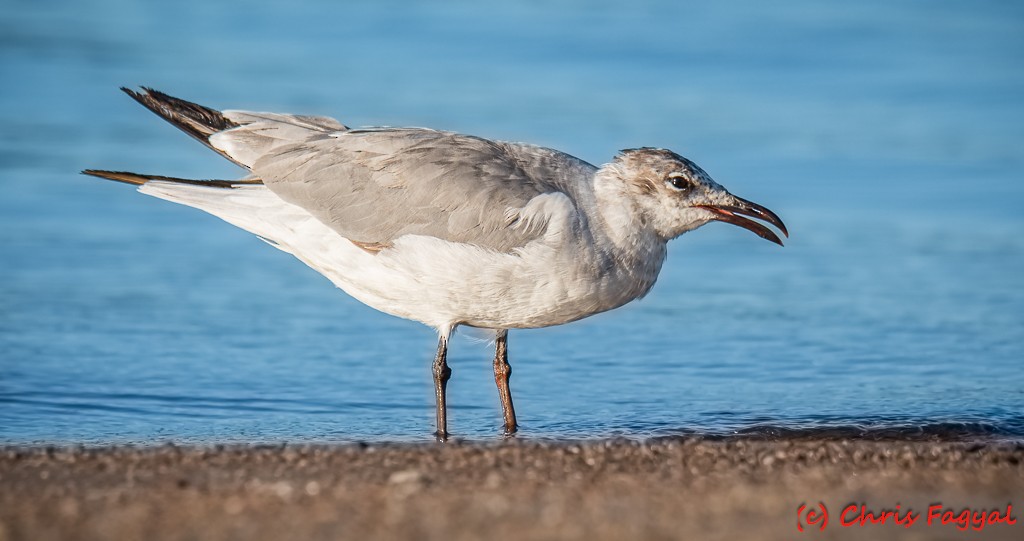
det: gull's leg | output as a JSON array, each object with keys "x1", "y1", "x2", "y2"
[
  {"x1": 493, "y1": 329, "x2": 518, "y2": 435},
  {"x1": 432, "y1": 334, "x2": 452, "y2": 441}
]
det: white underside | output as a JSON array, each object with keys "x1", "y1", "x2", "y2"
[{"x1": 139, "y1": 182, "x2": 655, "y2": 333}]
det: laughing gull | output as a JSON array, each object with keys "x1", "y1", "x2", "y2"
[{"x1": 84, "y1": 87, "x2": 788, "y2": 440}]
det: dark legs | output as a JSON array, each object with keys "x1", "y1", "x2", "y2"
[
  {"x1": 432, "y1": 335, "x2": 452, "y2": 441},
  {"x1": 493, "y1": 329, "x2": 518, "y2": 435},
  {"x1": 431, "y1": 329, "x2": 517, "y2": 440}
]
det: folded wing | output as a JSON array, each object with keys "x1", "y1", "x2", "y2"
[{"x1": 214, "y1": 124, "x2": 596, "y2": 252}]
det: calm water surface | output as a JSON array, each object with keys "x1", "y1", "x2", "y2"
[{"x1": 1, "y1": 1, "x2": 1022, "y2": 444}]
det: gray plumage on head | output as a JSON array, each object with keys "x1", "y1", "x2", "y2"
[{"x1": 611, "y1": 148, "x2": 718, "y2": 194}]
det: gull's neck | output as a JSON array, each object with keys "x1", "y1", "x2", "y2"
[{"x1": 588, "y1": 167, "x2": 668, "y2": 295}]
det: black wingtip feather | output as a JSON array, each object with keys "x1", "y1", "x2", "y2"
[
  {"x1": 81, "y1": 169, "x2": 149, "y2": 186},
  {"x1": 120, "y1": 86, "x2": 247, "y2": 168},
  {"x1": 81, "y1": 169, "x2": 262, "y2": 188},
  {"x1": 122, "y1": 86, "x2": 238, "y2": 140}
]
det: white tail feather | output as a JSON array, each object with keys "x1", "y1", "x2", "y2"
[{"x1": 138, "y1": 182, "x2": 315, "y2": 255}]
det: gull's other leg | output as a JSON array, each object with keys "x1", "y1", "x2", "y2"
[
  {"x1": 493, "y1": 329, "x2": 518, "y2": 435},
  {"x1": 432, "y1": 334, "x2": 452, "y2": 441}
]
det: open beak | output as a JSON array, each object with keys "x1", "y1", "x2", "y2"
[{"x1": 697, "y1": 195, "x2": 789, "y2": 246}]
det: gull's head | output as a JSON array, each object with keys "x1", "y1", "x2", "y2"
[{"x1": 600, "y1": 148, "x2": 788, "y2": 245}]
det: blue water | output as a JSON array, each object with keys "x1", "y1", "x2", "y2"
[{"x1": 1, "y1": 0, "x2": 1022, "y2": 445}]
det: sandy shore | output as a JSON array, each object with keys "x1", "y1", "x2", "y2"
[{"x1": 1, "y1": 437, "x2": 1022, "y2": 540}]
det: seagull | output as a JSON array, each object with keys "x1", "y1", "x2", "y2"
[{"x1": 84, "y1": 87, "x2": 788, "y2": 440}]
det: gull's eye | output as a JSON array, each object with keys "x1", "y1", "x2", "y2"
[{"x1": 666, "y1": 174, "x2": 691, "y2": 192}]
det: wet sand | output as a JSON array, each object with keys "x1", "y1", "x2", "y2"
[{"x1": 2, "y1": 437, "x2": 1022, "y2": 540}]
